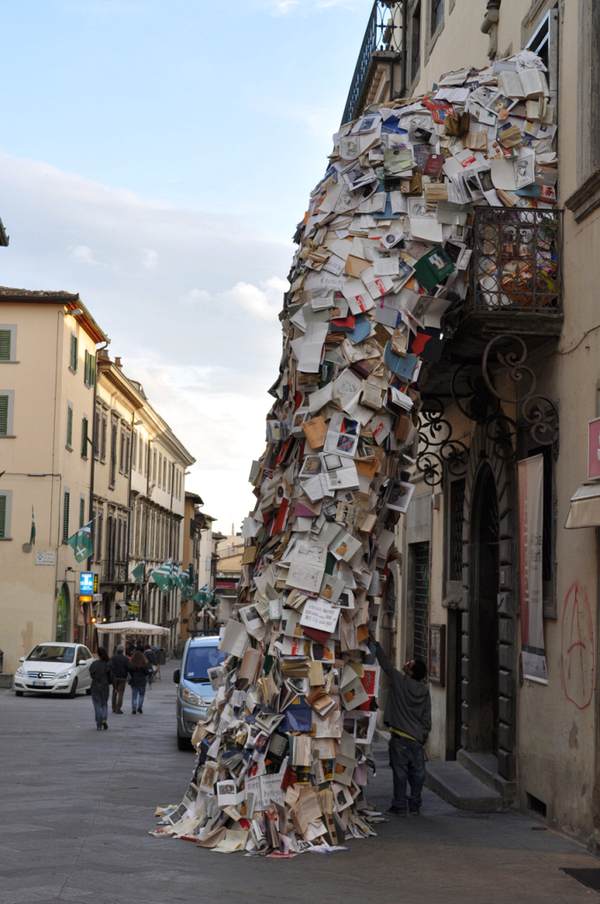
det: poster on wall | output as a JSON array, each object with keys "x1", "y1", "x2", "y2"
[{"x1": 517, "y1": 454, "x2": 548, "y2": 682}]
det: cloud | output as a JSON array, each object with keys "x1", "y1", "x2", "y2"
[
  {"x1": 0, "y1": 150, "x2": 293, "y2": 532},
  {"x1": 263, "y1": 0, "x2": 360, "y2": 13},
  {"x1": 69, "y1": 243, "x2": 97, "y2": 265},
  {"x1": 141, "y1": 247, "x2": 158, "y2": 270}
]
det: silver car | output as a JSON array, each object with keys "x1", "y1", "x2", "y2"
[
  {"x1": 13, "y1": 642, "x2": 94, "y2": 697},
  {"x1": 173, "y1": 635, "x2": 224, "y2": 749}
]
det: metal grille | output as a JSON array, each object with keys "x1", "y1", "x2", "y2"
[
  {"x1": 449, "y1": 478, "x2": 466, "y2": 581},
  {"x1": 341, "y1": 1, "x2": 403, "y2": 125},
  {"x1": 471, "y1": 207, "x2": 562, "y2": 314},
  {"x1": 411, "y1": 542, "x2": 429, "y2": 663}
]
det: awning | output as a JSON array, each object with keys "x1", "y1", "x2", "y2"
[
  {"x1": 565, "y1": 483, "x2": 600, "y2": 529},
  {"x1": 94, "y1": 619, "x2": 169, "y2": 636}
]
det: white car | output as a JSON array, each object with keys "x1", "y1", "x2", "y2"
[{"x1": 13, "y1": 642, "x2": 95, "y2": 697}]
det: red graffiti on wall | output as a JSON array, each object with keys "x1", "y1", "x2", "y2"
[{"x1": 560, "y1": 581, "x2": 595, "y2": 710}]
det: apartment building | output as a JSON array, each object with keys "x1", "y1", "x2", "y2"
[
  {"x1": 178, "y1": 491, "x2": 217, "y2": 644},
  {"x1": 0, "y1": 288, "x2": 107, "y2": 673},
  {"x1": 343, "y1": 0, "x2": 600, "y2": 844}
]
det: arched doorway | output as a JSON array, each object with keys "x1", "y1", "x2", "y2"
[{"x1": 469, "y1": 462, "x2": 499, "y2": 754}]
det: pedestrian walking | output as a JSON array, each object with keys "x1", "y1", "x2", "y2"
[
  {"x1": 128, "y1": 649, "x2": 151, "y2": 714},
  {"x1": 110, "y1": 644, "x2": 129, "y2": 714},
  {"x1": 90, "y1": 647, "x2": 112, "y2": 731},
  {"x1": 144, "y1": 645, "x2": 157, "y2": 686},
  {"x1": 370, "y1": 638, "x2": 431, "y2": 816}
]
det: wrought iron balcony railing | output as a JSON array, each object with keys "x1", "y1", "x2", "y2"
[
  {"x1": 469, "y1": 206, "x2": 562, "y2": 319},
  {"x1": 341, "y1": 1, "x2": 404, "y2": 125}
]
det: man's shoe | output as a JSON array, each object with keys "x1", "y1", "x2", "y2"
[
  {"x1": 102, "y1": 721, "x2": 108, "y2": 730},
  {"x1": 131, "y1": 710, "x2": 136, "y2": 715},
  {"x1": 388, "y1": 806, "x2": 408, "y2": 816},
  {"x1": 137, "y1": 708, "x2": 143, "y2": 714}
]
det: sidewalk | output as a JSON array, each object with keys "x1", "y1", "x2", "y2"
[{"x1": 0, "y1": 661, "x2": 597, "y2": 904}]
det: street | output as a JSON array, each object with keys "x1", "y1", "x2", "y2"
[{"x1": 0, "y1": 661, "x2": 598, "y2": 904}]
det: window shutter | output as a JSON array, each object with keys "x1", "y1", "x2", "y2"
[
  {"x1": 66, "y1": 405, "x2": 73, "y2": 447},
  {"x1": 70, "y1": 335, "x2": 78, "y2": 372},
  {"x1": 0, "y1": 330, "x2": 11, "y2": 361},
  {"x1": 79, "y1": 497, "x2": 85, "y2": 528},
  {"x1": 63, "y1": 491, "x2": 70, "y2": 543},
  {"x1": 81, "y1": 416, "x2": 88, "y2": 457},
  {"x1": 0, "y1": 394, "x2": 8, "y2": 435},
  {"x1": 0, "y1": 494, "x2": 6, "y2": 539}
]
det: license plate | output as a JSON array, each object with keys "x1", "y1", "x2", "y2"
[{"x1": 32, "y1": 681, "x2": 48, "y2": 687}]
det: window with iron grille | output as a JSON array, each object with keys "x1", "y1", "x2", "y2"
[
  {"x1": 410, "y1": 541, "x2": 430, "y2": 663},
  {"x1": 62, "y1": 491, "x2": 70, "y2": 544}
]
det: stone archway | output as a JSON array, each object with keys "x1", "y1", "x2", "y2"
[{"x1": 459, "y1": 421, "x2": 517, "y2": 781}]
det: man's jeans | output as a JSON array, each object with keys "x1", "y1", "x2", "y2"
[
  {"x1": 112, "y1": 678, "x2": 127, "y2": 712},
  {"x1": 389, "y1": 734, "x2": 426, "y2": 813},
  {"x1": 131, "y1": 686, "x2": 145, "y2": 712},
  {"x1": 92, "y1": 693, "x2": 108, "y2": 727}
]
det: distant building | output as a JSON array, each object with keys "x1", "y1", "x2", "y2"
[
  {"x1": 214, "y1": 533, "x2": 243, "y2": 624},
  {"x1": 179, "y1": 491, "x2": 217, "y2": 645}
]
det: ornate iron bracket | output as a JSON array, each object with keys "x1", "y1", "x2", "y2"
[{"x1": 416, "y1": 398, "x2": 469, "y2": 487}]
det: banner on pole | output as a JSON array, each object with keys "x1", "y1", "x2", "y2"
[{"x1": 517, "y1": 454, "x2": 547, "y2": 682}]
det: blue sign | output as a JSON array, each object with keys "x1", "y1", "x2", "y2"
[{"x1": 80, "y1": 571, "x2": 94, "y2": 594}]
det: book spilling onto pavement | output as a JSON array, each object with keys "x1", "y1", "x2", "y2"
[{"x1": 154, "y1": 50, "x2": 556, "y2": 856}]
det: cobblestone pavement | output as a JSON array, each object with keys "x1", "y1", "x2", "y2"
[{"x1": 1, "y1": 661, "x2": 598, "y2": 904}]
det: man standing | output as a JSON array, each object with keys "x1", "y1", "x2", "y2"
[
  {"x1": 110, "y1": 644, "x2": 129, "y2": 714},
  {"x1": 371, "y1": 639, "x2": 431, "y2": 816}
]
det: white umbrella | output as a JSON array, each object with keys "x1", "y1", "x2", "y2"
[{"x1": 94, "y1": 619, "x2": 169, "y2": 636}]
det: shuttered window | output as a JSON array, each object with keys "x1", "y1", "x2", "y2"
[
  {"x1": 62, "y1": 491, "x2": 70, "y2": 544},
  {"x1": 79, "y1": 496, "x2": 85, "y2": 528},
  {"x1": 81, "y1": 416, "x2": 88, "y2": 458},
  {"x1": 84, "y1": 350, "x2": 96, "y2": 387},
  {"x1": 0, "y1": 493, "x2": 7, "y2": 538},
  {"x1": 66, "y1": 404, "x2": 73, "y2": 448},
  {"x1": 0, "y1": 329, "x2": 12, "y2": 361},
  {"x1": 69, "y1": 334, "x2": 78, "y2": 372},
  {"x1": 0, "y1": 394, "x2": 9, "y2": 435}
]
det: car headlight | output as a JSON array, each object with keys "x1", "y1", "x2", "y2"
[
  {"x1": 181, "y1": 687, "x2": 208, "y2": 707},
  {"x1": 57, "y1": 669, "x2": 74, "y2": 679}
]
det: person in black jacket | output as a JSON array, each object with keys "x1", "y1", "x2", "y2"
[
  {"x1": 90, "y1": 647, "x2": 112, "y2": 731},
  {"x1": 110, "y1": 644, "x2": 129, "y2": 714},
  {"x1": 370, "y1": 639, "x2": 431, "y2": 816},
  {"x1": 128, "y1": 650, "x2": 151, "y2": 714}
]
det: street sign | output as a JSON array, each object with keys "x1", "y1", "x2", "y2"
[
  {"x1": 93, "y1": 573, "x2": 99, "y2": 593},
  {"x1": 35, "y1": 550, "x2": 56, "y2": 566},
  {"x1": 80, "y1": 572, "x2": 94, "y2": 594},
  {"x1": 588, "y1": 417, "x2": 600, "y2": 480}
]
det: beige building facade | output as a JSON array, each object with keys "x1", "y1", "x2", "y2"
[
  {"x1": 0, "y1": 288, "x2": 107, "y2": 674},
  {"x1": 344, "y1": 0, "x2": 600, "y2": 845}
]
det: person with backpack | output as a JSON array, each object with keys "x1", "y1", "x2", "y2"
[
  {"x1": 90, "y1": 647, "x2": 112, "y2": 731},
  {"x1": 128, "y1": 649, "x2": 151, "y2": 714}
]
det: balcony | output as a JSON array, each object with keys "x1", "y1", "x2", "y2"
[{"x1": 341, "y1": 1, "x2": 404, "y2": 125}]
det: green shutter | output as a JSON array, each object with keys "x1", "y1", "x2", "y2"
[
  {"x1": 70, "y1": 334, "x2": 78, "y2": 372},
  {"x1": 0, "y1": 330, "x2": 11, "y2": 361},
  {"x1": 0, "y1": 395, "x2": 8, "y2": 436},
  {"x1": 63, "y1": 491, "x2": 70, "y2": 543},
  {"x1": 66, "y1": 405, "x2": 73, "y2": 447},
  {"x1": 81, "y1": 416, "x2": 88, "y2": 457},
  {"x1": 0, "y1": 494, "x2": 6, "y2": 539}
]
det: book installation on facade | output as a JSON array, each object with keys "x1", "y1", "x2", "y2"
[{"x1": 154, "y1": 49, "x2": 557, "y2": 855}]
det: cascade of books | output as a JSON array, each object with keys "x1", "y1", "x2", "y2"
[{"x1": 155, "y1": 50, "x2": 556, "y2": 855}]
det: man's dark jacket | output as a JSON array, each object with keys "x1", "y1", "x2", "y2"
[{"x1": 374, "y1": 642, "x2": 431, "y2": 744}]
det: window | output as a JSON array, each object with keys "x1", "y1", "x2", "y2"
[
  {"x1": 132, "y1": 431, "x2": 138, "y2": 471},
  {"x1": 0, "y1": 490, "x2": 12, "y2": 539},
  {"x1": 410, "y1": 1, "x2": 421, "y2": 84},
  {"x1": 62, "y1": 490, "x2": 71, "y2": 544},
  {"x1": 101, "y1": 410, "x2": 107, "y2": 460},
  {"x1": 79, "y1": 496, "x2": 86, "y2": 528},
  {"x1": 447, "y1": 477, "x2": 466, "y2": 584},
  {"x1": 0, "y1": 326, "x2": 16, "y2": 362},
  {"x1": 0, "y1": 391, "x2": 14, "y2": 436},
  {"x1": 430, "y1": 0, "x2": 443, "y2": 36},
  {"x1": 84, "y1": 350, "x2": 96, "y2": 388},
  {"x1": 69, "y1": 334, "x2": 78, "y2": 372},
  {"x1": 81, "y1": 416, "x2": 89, "y2": 458},
  {"x1": 109, "y1": 416, "x2": 118, "y2": 488},
  {"x1": 95, "y1": 509, "x2": 104, "y2": 562},
  {"x1": 66, "y1": 403, "x2": 73, "y2": 449}
]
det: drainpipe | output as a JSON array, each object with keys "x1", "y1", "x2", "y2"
[{"x1": 123, "y1": 410, "x2": 137, "y2": 610}]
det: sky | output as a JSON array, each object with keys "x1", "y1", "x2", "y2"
[{"x1": 0, "y1": 0, "x2": 370, "y2": 534}]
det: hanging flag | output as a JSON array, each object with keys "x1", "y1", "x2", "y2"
[
  {"x1": 151, "y1": 560, "x2": 174, "y2": 591},
  {"x1": 29, "y1": 506, "x2": 36, "y2": 546},
  {"x1": 67, "y1": 520, "x2": 93, "y2": 563},
  {"x1": 131, "y1": 561, "x2": 145, "y2": 584}
]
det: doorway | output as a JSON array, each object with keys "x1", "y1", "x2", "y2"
[{"x1": 469, "y1": 462, "x2": 500, "y2": 754}]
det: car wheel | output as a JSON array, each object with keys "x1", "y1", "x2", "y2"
[
  {"x1": 68, "y1": 678, "x2": 79, "y2": 698},
  {"x1": 177, "y1": 734, "x2": 191, "y2": 751},
  {"x1": 15, "y1": 691, "x2": 24, "y2": 697}
]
